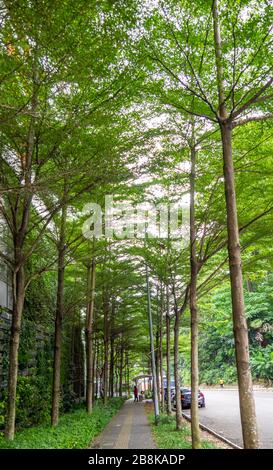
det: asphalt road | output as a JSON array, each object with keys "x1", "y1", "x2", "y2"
[{"x1": 184, "y1": 390, "x2": 273, "y2": 448}]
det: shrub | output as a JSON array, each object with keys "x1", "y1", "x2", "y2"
[
  {"x1": 251, "y1": 347, "x2": 273, "y2": 384},
  {"x1": 0, "y1": 397, "x2": 125, "y2": 448},
  {"x1": 0, "y1": 375, "x2": 51, "y2": 431}
]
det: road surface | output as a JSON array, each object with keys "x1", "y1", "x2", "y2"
[{"x1": 184, "y1": 389, "x2": 273, "y2": 448}]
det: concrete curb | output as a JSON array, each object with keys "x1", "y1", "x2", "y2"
[
  {"x1": 200, "y1": 388, "x2": 272, "y2": 392},
  {"x1": 182, "y1": 412, "x2": 242, "y2": 450}
]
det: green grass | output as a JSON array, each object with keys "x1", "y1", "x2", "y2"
[
  {"x1": 148, "y1": 412, "x2": 216, "y2": 449},
  {"x1": 0, "y1": 398, "x2": 125, "y2": 449}
]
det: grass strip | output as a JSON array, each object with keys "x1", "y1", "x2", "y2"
[{"x1": 0, "y1": 397, "x2": 125, "y2": 449}]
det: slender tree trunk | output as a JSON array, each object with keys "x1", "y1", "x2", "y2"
[
  {"x1": 119, "y1": 339, "x2": 124, "y2": 397},
  {"x1": 95, "y1": 340, "x2": 99, "y2": 399},
  {"x1": 166, "y1": 285, "x2": 172, "y2": 415},
  {"x1": 174, "y1": 307, "x2": 183, "y2": 430},
  {"x1": 109, "y1": 301, "x2": 115, "y2": 398},
  {"x1": 159, "y1": 320, "x2": 164, "y2": 410},
  {"x1": 125, "y1": 350, "x2": 129, "y2": 396},
  {"x1": 109, "y1": 335, "x2": 115, "y2": 398},
  {"x1": 159, "y1": 284, "x2": 164, "y2": 411},
  {"x1": 5, "y1": 264, "x2": 25, "y2": 439},
  {"x1": 5, "y1": 61, "x2": 38, "y2": 440},
  {"x1": 146, "y1": 263, "x2": 160, "y2": 423},
  {"x1": 92, "y1": 338, "x2": 96, "y2": 402},
  {"x1": 189, "y1": 144, "x2": 201, "y2": 448},
  {"x1": 220, "y1": 121, "x2": 259, "y2": 448},
  {"x1": 155, "y1": 325, "x2": 161, "y2": 406},
  {"x1": 51, "y1": 204, "x2": 66, "y2": 426},
  {"x1": 166, "y1": 313, "x2": 172, "y2": 415},
  {"x1": 103, "y1": 296, "x2": 110, "y2": 404},
  {"x1": 72, "y1": 323, "x2": 83, "y2": 399},
  {"x1": 246, "y1": 278, "x2": 254, "y2": 292},
  {"x1": 213, "y1": 0, "x2": 259, "y2": 448},
  {"x1": 85, "y1": 257, "x2": 96, "y2": 414}
]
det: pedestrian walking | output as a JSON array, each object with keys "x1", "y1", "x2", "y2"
[{"x1": 133, "y1": 385, "x2": 139, "y2": 402}]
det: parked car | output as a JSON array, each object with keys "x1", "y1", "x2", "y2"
[
  {"x1": 164, "y1": 387, "x2": 175, "y2": 402},
  {"x1": 163, "y1": 380, "x2": 175, "y2": 402},
  {"x1": 172, "y1": 387, "x2": 205, "y2": 409}
]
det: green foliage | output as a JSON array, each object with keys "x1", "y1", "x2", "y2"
[
  {"x1": 0, "y1": 401, "x2": 5, "y2": 428},
  {"x1": 251, "y1": 347, "x2": 273, "y2": 384},
  {"x1": 0, "y1": 375, "x2": 51, "y2": 430},
  {"x1": 0, "y1": 0, "x2": 273, "y2": 444},
  {"x1": 199, "y1": 275, "x2": 273, "y2": 385},
  {"x1": 0, "y1": 398, "x2": 125, "y2": 449},
  {"x1": 147, "y1": 412, "x2": 216, "y2": 449}
]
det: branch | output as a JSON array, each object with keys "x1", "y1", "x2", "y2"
[
  {"x1": 160, "y1": 3, "x2": 217, "y2": 117},
  {"x1": 147, "y1": 52, "x2": 217, "y2": 122},
  {"x1": 178, "y1": 285, "x2": 190, "y2": 316},
  {"x1": 25, "y1": 258, "x2": 57, "y2": 289},
  {"x1": 232, "y1": 112, "x2": 273, "y2": 128},
  {"x1": 0, "y1": 103, "x2": 40, "y2": 118},
  {"x1": 197, "y1": 255, "x2": 229, "y2": 295},
  {"x1": 239, "y1": 204, "x2": 273, "y2": 233},
  {"x1": 20, "y1": 176, "x2": 102, "y2": 266},
  {"x1": 169, "y1": 99, "x2": 217, "y2": 122},
  {"x1": 232, "y1": 77, "x2": 273, "y2": 119},
  {"x1": 226, "y1": 28, "x2": 273, "y2": 108},
  {"x1": 200, "y1": 203, "x2": 273, "y2": 268}
]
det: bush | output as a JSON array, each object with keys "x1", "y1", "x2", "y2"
[
  {"x1": 0, "y1": 397, "x2": 125, "y2": 449},
  {"x1": 251, "y1": 346, "x2": 273, "y2": 384},
  {"x1": 200, "y1": 364, "x2": 237, "y2": 385},
  {"x1": 0, "y1": 375, "x2": 51, "y2": 431}
]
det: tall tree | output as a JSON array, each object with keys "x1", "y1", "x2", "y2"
[{"x1": 85, "y1": 255, "x2": 96, "y2": 414}]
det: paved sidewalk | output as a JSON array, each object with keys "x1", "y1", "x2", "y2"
[{"x1": 91, "y1": 399, "x2": 156, "y2": 449}]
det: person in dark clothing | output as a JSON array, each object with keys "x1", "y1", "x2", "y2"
[{"x1": 133, "y1": 385, "x2": 139, "y2": 402}]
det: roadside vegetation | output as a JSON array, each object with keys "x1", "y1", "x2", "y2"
[
  {"x1": 0, "y1": 398, "x2": 125, "y2": 449},
  {"x1": 146, "y1": 408, "x2": 218, "y2": 450}
]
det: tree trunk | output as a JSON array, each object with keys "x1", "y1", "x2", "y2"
[
  {"x1": 115, "y1": 368, "x2": 119, "y2": 397},
  {"x1": 213, "y1": 0, "x2": 259, "y2": 448},
  {"x1": 119, "y1": 339, "x2": 124, "y2": 397},
  {"x1": 159, "y1": 285, "x2": 164, "y2": 411},
  {"x1": 85, "y1": 257, "x2": 96, "y2": 414},
  {"x1": 155, "y1": 325, "x2": 161, "y2": 406},
  {"x1": 166, "y1": 285, "x2": 172, "y2": 415},
  {"x1": 51, "y1": 204, "x2": 66, "y2": 426},
  {"x1": 125, "y1": 350, "x2": 130, "y2": 396},
  {"x1": 109, "y1": 301, "x2": 116, "y2": 398},
  {"x1": 146, "y1": 263, "x2": 160, "y2": 423},
  {"x1": 72, "y1": 323, "x2": 84, "y2": 399},
  {"x1": 5, "y1": 62, "x2": 38, "y2": 440},
  {"x1": 109, "y1": 334, "x2": 115, "y2": 398},
  {"x1": 174, "y1": 307, "x2": 183, "y2": 430},
  {"x1": 189, "y1": 144, "x2": 201, "y2": 448},
  {"x1": 220, "y1": 121, "x2": 259, "y2": 448},
  {"x1": 103, "y1": 295, "x2": 110, "y2": 404},
  {"x1": 95, "y1": 340, "x2": 100, "y2": 400},
  {"x1": 92, "y1": 338, "x2": 96, "y2": 402},
  {"x1": 246, "y1": 278, "x2": 254, "y2": 292},
  {"x1": 5, "y1": 264, "x2": 25, "y2": 439}
]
